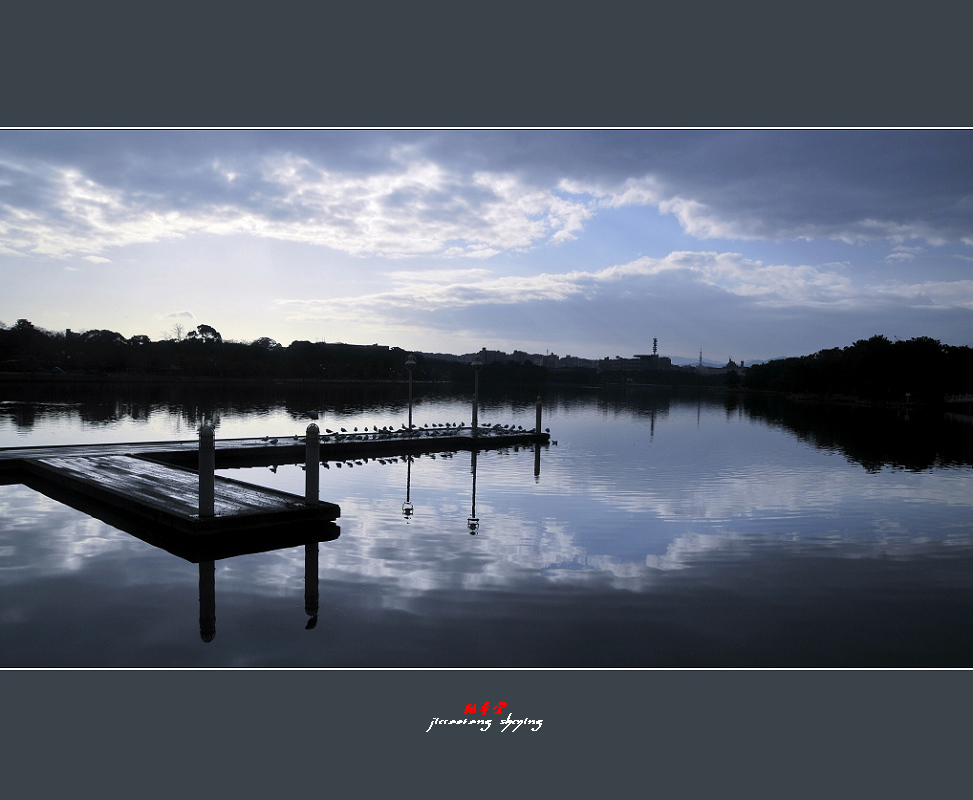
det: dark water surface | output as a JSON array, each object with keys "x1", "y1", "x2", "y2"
[{"x1": 1, "y1": 384, "x2": 971, "y2": 666}]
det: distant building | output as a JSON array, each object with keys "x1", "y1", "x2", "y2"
[
  {"x1": 695, "y1": 358, "x2": 747, "y2": 376},
  {"x1": 598, "y1": 353, "x2": 672, "y2": 372}
]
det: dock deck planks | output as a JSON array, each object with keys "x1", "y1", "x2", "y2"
[{"x1": 22, "y1": 454, "x2": 339, "y2": 535}]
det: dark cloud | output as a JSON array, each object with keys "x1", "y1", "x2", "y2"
[{"x1": 3, "y1": 130, "x2": 971, "y2": 249}]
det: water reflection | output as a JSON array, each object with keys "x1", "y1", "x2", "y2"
[
  {"x1": 401, "y1": 456, "x2": 414, "y2": 521},
  {"x1": 467, "y1": 451, "x2": 479, "y2": 534},
  {"x1": 198, "y1": 541, "x2": 325, "y2": 641},
  {"x1": 735, "y1": 394, "x2": 973, "y2": 471},
  {"x1": 2, "y1": 384, "x2": 972, "y2": 665}
]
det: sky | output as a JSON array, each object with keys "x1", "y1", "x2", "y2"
[{"x1": 2, "y1": 129, "x2": 972, "y2": 364}]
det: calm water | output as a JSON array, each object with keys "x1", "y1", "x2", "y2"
[{"x1": 1, "y1": 384, "x2": 971, "y2": 666}]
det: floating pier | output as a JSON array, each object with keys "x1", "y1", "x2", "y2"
[
  {"x1": 20, "y1": 454, "x2": 339, "y2": 535},
  {"x1": 0, "y1": 420, "x2": 551, "y2": 542}
]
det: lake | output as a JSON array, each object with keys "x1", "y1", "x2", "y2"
[{"x1": 1, "y1": 382, "x2": 971, "y2": 667}]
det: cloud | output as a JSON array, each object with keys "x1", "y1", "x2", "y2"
[
  {"x1": 874, "y1": 280, "x2": 973, "y2": 309},
  {"x1": 4, "y1": 131, "x2": 970, "y2": 265},
  {"x1": 0, "y1": 153, "x2": 596, "y2": 260},
  {"x1": 278, "y1": 251, "x2": 861, "y2": 329},
  {"x1": 276, "y1": 247, "x2": 973, "y2": 356},
  {"x1": 160, "y1": 310, "x2": 195, "y2": 320},
  {"x1": 883, "y1": 245, "x2": 923, "y2": 263}
]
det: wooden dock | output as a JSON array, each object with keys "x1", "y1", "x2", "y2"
[
  {"x1": 20, "y1": 454, "x2": 339, "y2": 535},
  {"x1": 0, "y1": 425, "x2": 550, "y2": 542}
]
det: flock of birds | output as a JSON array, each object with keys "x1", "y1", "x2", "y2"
[
  {"x1": 322, "y1": 451, "x2": 456, "y2": 469},
  {"x1": 259, "y1": 421, "x2": 550, "y2": 446},
  {"x1": 254, "y1": 419, "x2": 555, "y2": 473}
]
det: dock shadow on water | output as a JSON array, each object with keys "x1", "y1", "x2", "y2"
[{"x1": 0, "y1": 384, "x2": 971, "y2": 666}]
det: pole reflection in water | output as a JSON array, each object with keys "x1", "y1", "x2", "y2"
[
  {"x1": 305, "y1": 542, "x2": 318, "y2": 630},
  {"x1": 199, "y1": 560, "x2": 216, "y2": 643},
  {"x1": 402, "y1": 455, "x2": 414, "y2": 521},
  {"x1": 467, "y1": 450, "x2": 479, "y2": 534},
  {"x1": 194, "y1": 528, "x2": 336, "y2": 641}
]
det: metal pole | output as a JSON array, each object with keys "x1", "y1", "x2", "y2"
[
  {"x1": 406, "y1": 354, "x2": 416, "y2": 430},
  {"x1": 199, "y1": 425, "x2": 215, "y2": 518},
  {"x1": 472, "y1": 368, "x2": 479, "y2": 437},
  {"x1": 305, "y1": 423, "x2": 320, "y2": 506},
  {"x1": 536, "y1": 395, "x2": 542, "y2": 433}
]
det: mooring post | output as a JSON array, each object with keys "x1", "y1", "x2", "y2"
[
  {"x1": 536, "y1": 395, "x2": 542, "y2": 433},
  {"x1": 305, "y1": 422, "x2": 320, "y2": 506},
  {"x1": 199, "y1": 425, "x2": 215, "y2": 518}
]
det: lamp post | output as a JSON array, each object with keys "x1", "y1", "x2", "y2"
[
  {"x1": 471, "y1": 353, "x2": 482, "y2": 437},
  {"x1": 405, "y1": 353, "x2": 416, "y2": 431}
]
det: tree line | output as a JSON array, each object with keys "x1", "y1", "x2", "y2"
[
  {"x1": 0, "y1": 319, "x2": 542, "y2": 385},
  {"x1": 742, "y1": 335, "x2": 973, "y2": 401},
  {"x1": 4, "y1": 321, "x2": 971, "y2": 399}
]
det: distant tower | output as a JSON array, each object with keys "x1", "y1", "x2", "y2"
[
  {"x1": 653, "y1": 338, "x2": 658, "y2": 355},
  {"x1": 699, "y1": 349, "x2": 703, "y2": 368}
]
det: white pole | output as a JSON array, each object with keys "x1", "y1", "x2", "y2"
[{"x1": 199, "y1": 425, "x2": 215, "y2": 518}]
